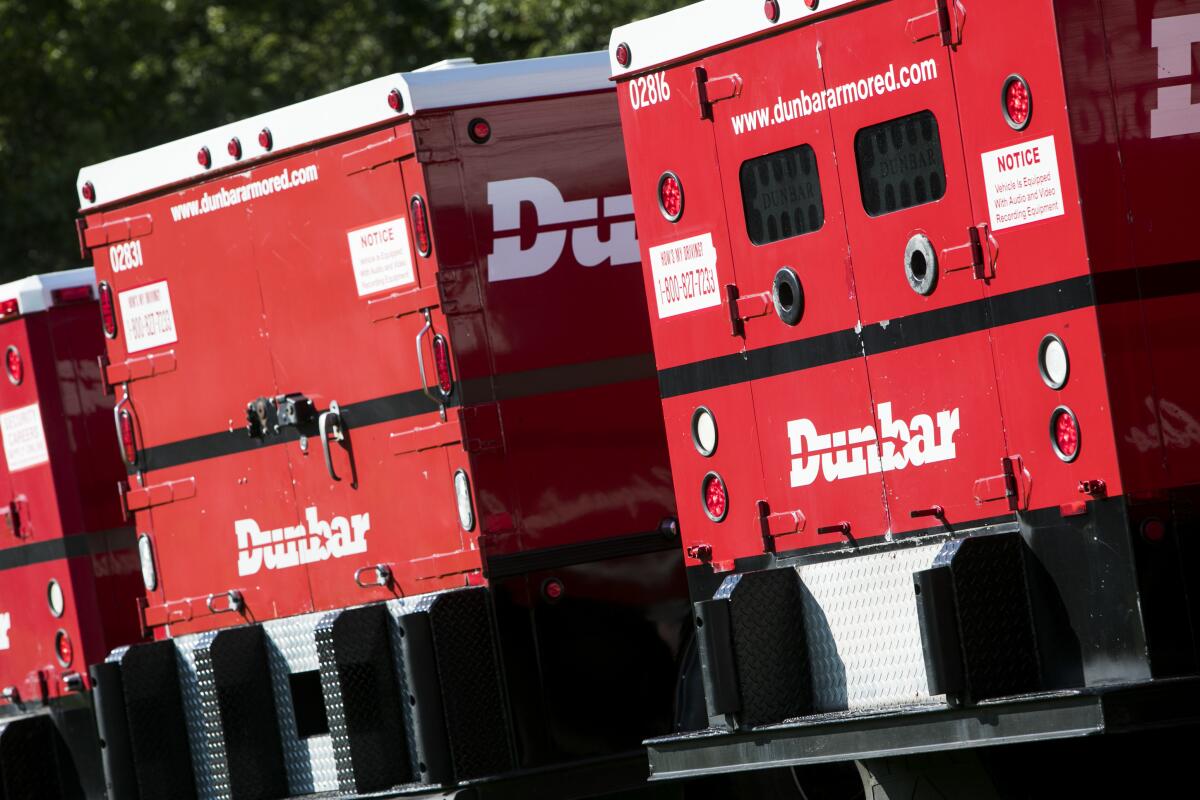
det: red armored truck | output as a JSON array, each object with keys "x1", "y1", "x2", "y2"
[
  {"x1": 0, "y1": 268, "x2": 145, "y2": 800},
  {"x1": 76, "y1": 53, "x2": 688, "y2": 800},
  {"x1": 611, "y1": 0, "x2": 1200, "y2": 792}
]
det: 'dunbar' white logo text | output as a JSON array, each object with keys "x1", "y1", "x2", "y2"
[
  {"x1": 0, "y1": 611, "x2": 11, "y2": 650},
  {"x1": 236, "y1": 506, "x2": 369, "y2": 576},
  {"x1": 486, "y1": 177, "x2": 639, "y2": 281},
  {"x1": 1151, "y1": 13, "x2": 1200, "y2": 138},
  {"x1": 789, "y1": 402, "x2": 960, "y2": 487}
]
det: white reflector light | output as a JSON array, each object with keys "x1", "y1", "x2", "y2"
[
  {"x1": 454, "y1": 469, "x2": 475, "y2": 532},
  {"x1": 47, "y1": 579, "x2": 65, "y2": 618},
  {"x1": 1039, "y1": 334, "x2": 1069, "y2": 389},
  {"x1": 138, "y1": 534, "x2": 157, "y2": 591},
  {"x1": 692, "y1": 407, "x2": 718, "y2": 457}
]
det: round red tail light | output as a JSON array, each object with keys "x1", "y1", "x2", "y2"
[
  {"x1": 432, "y1": 335, "x2": 453, "y2": 397},
  {"x1": 118, "y1": 407, "x2": 138, "y2": 467},
  {"x1": 1003, "y1": 75, "x2": 1032, "y2": 130},
  {"x1": 81, "y1": 181, "x2": 96, "y2": 203},
  {"x1": 98, "y1": 282, "x2": 117, "y2": 338},
  {"x1": 410, "y1": 195, "x2": 431, "y2": 256},
  {"x1": 227, "y1": 137, "x2": 242, "y2": 160},
  {"x1": 542, "y1": 578, "x2": 564, "y2": 602},
  {"x1": 468, "y1": 118, "x2": 491, "y2": 144},
  {"x1": 55, "y1": 630, "x2": 73, "y2": 667},
  {"x1": 764, "y1": 0, "x2": 780, "y2": 22},
  {"x1": 615, "y1": 42, "x2": 632, "y2": 68},
  {"x1": 197, "y1": 146, "x2": 211, "y2": 169},
  {"x1": 387, "y1": 88, "x2": 404, "y2": 112},
  {"x1": 658, "y1": 171, "x2": 684, "y2": 222},
  {"x1": 1051, "y1": 406, "x2": 1080, "y2": 462},
  {"x1": 702, "y1": 472, "x2": 728, "y2": 522},
  {"x1": 258, "y1": 127, "x2": 273, "y2": 151},
  {"x1": 805, "y1": 0, "x2": 819, "y2": 9},
  {"x1": 5, "y1": 346, "x2": 22, "y2": 385}
]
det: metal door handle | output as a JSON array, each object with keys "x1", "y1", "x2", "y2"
[
  {"x1": 319, "y1": 401, "x2": 344, "y2": 481},
  {"x1": 354, "y1": 563, "x2": 392, "y2": 588},
  {"x1": 415, "y1": 308, "x2": 439, "y2": 405},
  {"x1": 206, "y1": 590, "x2": 243, "y2": 614}
]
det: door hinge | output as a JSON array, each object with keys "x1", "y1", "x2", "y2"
[
  {"x1": 973, "y1": 455, "x2": 1030, "y2": 511},
  {"x1": 725, "y1": 283, "x2": 772, "y2": 337},
  {"x1": 81, "y1": 213, "x2": 153, "y2": 251},
  {"x1": 696, "y1": 67, "x2": 743, "y2": 120},
  {"x1": 907, "y1": 0, "x2": 966, "y2": 46},
  {"x1": 121, "y1": 477, "x2": 196, "y2": 516},
  {"x1": 941, "y1": 223, "x2": 998, "y2": 281}
]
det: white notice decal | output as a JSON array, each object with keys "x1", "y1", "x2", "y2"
[
  {"x1": 648, "y1": 233, "x2": 721, "y2": 319},
  {"x1": 119, "y1": 281, "x2": 178, "y2": 353},
  {"x1": 0, "y1": 611, "x2": 10, "y2": 650},
  {"x1": 981, "y1": 136, "x2": 1065, "y2": 231},
  {"x1": 0, "y1": 403, "x2": 49, "y2": 472},
  {"x1": 347, "y1": 218, "x2": 415, "y2": 296}
]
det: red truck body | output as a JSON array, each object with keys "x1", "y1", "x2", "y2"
[
  {"x1": 0, "y1": 268, "x2": 143, "y2": 799},
  {"x1": 77, "y1": 53, "x2": 686, "y2": 799},
  {"x1": 611, "y1": 0, "x2": 1200, "y2": 776}
]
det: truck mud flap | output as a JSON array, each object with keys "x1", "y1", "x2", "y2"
[
  {"x1": 316, "y1": 603, "x2": 411, "y2": 793},
  {"x1": 316, "y1": 588, "x2": 514, "y2": 793},
  {"x1": 696, "y1": 567, "x2": 812, "y2": 727},
  {"x1": 194, "y1": 625, "x2": 288, "y2": 800},
  {"x1": 914, "y1": 531, "x2": 1041, "y2": 704},
  {"x1": 0, "y1": 714, "x2": 84, "y2": 800},
  {"x1": 91, "y1": 639, "x2": 197, "y2": 800}
]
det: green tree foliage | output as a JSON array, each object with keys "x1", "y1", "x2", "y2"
[{"x1": 0, "y1": 0, "x2": 685, "y2": 280}]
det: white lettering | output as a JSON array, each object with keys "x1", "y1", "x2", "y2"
[
  {"x1": 789, "y1": 403, "x2": 961, "y2": 487},
  {"x1": 235, "y1": 506, "x2": 371, "y2": 576},
  {"x1": 486, "y1": 177, "x2": 639, "y2": 282},
  {"x1": 1151, "y1": 14, "x2": 1200, "y2": 139}
]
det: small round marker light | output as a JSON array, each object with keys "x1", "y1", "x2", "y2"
[
  {"x1": 1142, "y1": 518, "x2": 1166, "y2": 543},
  {"x1": 702, "y1": 472, "x2": 729, "y2": 522},
  {"x1": 197, "y1": 146, "x2": 212, "y2": 169},
  {"x1": 55, "y1": 630, "x2": 73, "y2": 667},
  {"x1": 468, "y1": 118, "x2": 491, "y2": 144},
  {"x1": 5, "y1": 346, "x2": 22, "y2": 386},
  {"x1": 1003, "y1": 74, "x2": 1032, "y2": 130},
  {"x1": 81, "y1": 182, "x2": 96, "y2": 203},
  {"x1": 805, "y1": 0, "x2": 820, "y2": 9},
  {"x1": 138, "y1": 534, "x2": 158, "y2": 591},
  {"x1": 658, "y1": 171, "x2": 684, "y2": 222},
  {"x1": 1038, "y1": 334, "x2": 1069, "y2": 389},
  {"x1": 1051, "y1": 406, "x2": 1080, "y2": 462},
  {"x1": 258, "y1": 127, "x2": 273, "y2": 151},
  {"x1": 691, "y1": 407, "x2": 718, "y2": 457},
  {"x1": 615, "y1": 42, "x2": 632, "y2": 68},
  {"x1": 227, "y1": 137, "x2": 242, "y2": 160},
  {"x1": 764, "y1": 0, "x2": 780, "y2": 22},
  {"x1": 453, "y1": 470, "x2": 475, "y2": 532},
  {"x1": 98, "y1": 282, "x2": 117, "y2": 339},
  {"x1": 48, "y1": 579, "x2": 65, "y2": 618},
  {"x1": 388, "y1": 88, "x2": 404, "y2": 112},
  {"x1": 542, "y1": 578, "x2": 565, "y2": 602}
]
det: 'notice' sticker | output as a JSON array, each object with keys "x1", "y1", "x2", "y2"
[
  {"x1": 981, "y1": 136, "x2": 1065, "y2": 231},
  {"x1": 0, "y1": 403, "x2": 49, "y2": 472},
  {"x1": 347, "y1": 218, "x2": 415, "y2": 297},
  {"x1": 648, "y1": 233, "x2": 721, "y2": 319},
  {"x1": 119, "y1": 281, "x2": 178, "y2": 353}
]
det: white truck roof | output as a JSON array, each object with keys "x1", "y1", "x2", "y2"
[
  {"x1": 78, "y1": 51, "x2": 612, "y2": 209},
  {"x1": 608, "y1": 0, "x2": 861, "y2": 76},
  {"x1": 0, "y1": 267, "x2": 95, "y2": 316}
]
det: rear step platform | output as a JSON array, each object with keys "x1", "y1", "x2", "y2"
[{"x1": 644, "y1": 678, "x2": 1200, "y2": 781}]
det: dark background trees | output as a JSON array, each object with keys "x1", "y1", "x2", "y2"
[{"x1": 0, "y1": 0, "x2": 684, "y2": 280}]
